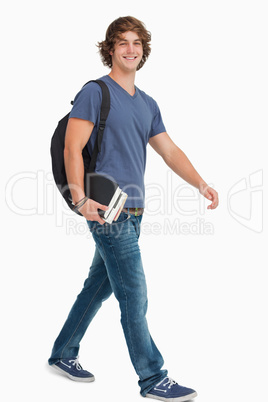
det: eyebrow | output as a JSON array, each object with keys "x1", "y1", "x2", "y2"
[{"x1": 118, "y1": 38, "x2": 142, "y2": 42}]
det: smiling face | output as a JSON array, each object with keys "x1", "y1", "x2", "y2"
[{"x1": 110, "y1": 31, "x2": 143, "y2": 73}]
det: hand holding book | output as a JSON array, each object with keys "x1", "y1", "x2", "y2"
[
  {"x1": 78, "y1": 198, "x2": 109, "y2": 225},
  {"x1": 77, "y1": 173, "x2": 128, "y2": 224}
]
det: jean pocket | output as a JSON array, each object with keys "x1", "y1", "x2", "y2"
[
  {"x1": 87, "y1": 212, "x2": 130, "y2": 234},
  {"x1": 111, "y1": 211, "x2": 131, "y2": 225}
]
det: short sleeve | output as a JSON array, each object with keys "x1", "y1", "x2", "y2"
[
  {"x1": 150, "y1": 101, "x2": 166, "y2": 138},
  {"x1": 69, "y1": 82, "x2": 102, "y2": 124}
]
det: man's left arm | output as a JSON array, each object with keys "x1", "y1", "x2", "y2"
[{"x1": 149, "y1": 132, "x2": 219, "y2": 209}]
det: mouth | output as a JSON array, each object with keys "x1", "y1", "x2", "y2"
[{"x1": 123, "y1": 56, "x2": 138, "y2": 61}]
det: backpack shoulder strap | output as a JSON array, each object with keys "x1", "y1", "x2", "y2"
[
  {"x1": 82, "y1": 79, "x2": 110, "y2": 172},
  {"x1": 94, "y1": 79, "x2": 110, "y2": 126}
]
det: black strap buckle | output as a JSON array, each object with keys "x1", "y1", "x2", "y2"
[{"x1": 99, "y1": 120, "x2": 106, "y2": 130}]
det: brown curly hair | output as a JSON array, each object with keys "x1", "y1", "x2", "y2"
[{"x1": 97, "y1": 16, "x2": 151, "y2": 71}]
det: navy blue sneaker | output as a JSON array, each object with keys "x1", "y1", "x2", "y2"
[
  {"x1": 51, "y1": 358, "x2": 95, "y2": 382},
  {"x1": 145, "y1": 377, "x2": 197, "y2": 401}
]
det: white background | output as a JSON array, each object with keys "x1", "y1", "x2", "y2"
[{"x1": 1, "y1": 1, "x2": 267, "y2": 401}]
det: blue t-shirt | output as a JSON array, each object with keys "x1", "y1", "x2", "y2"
[{"x1": 69, "y1": 75, "x2": 166, "y2": 208}]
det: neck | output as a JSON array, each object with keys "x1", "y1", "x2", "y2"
[{"x1": 108, "y1": 69, "x2": 136, "y2": 96}]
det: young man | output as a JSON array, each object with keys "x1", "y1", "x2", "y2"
[{"x1": 48, "y1": 16, "x2": 219, "y2": 401}]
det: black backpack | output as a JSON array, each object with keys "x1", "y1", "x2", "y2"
[{"x1": 50, "y1": 80, "x2": 110, "y2": 215}]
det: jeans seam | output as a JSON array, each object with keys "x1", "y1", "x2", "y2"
[
  {"x1": 135, "y1": 216, "x2": 140, "y2": 237},
  {"x1": 105, "y1": 239, "x2": 141, "y2": 371},
  {"x1": 92, "y1": 220, "x2": 144, "y2": 379},
  {"x1": 60, "y1": 276, "x2": 109, "y2": 359},
  {"x1": 97, "y1": 234, "x2": 108, "y2": 261},
  {"x1": 107, "y1": 237, "x2": 143, "y2": 379}
]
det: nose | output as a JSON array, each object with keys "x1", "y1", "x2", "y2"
[{"x1": 126, "y1": 43, "x2": 134, "y2": 54}]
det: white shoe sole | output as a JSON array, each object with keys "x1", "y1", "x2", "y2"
[
  {"x1": 51, "y1": 364, "x2": 95, "y2": 382},
  {"x1": 144, "y1": 391, "x2": 198, "y2": 402}
]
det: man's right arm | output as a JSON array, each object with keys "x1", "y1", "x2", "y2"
[{"x1": 64, "y1": 117, "x2": 108, "y2": 224}]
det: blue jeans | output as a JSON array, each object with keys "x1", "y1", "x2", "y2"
[{"x1": 48, "y1": 211, "x2": 167, "y2": 395}]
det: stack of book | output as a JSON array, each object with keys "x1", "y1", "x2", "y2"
[
  {"x1": 103, "y1": 187, "x2": 128, "y2": 224},
  {"x1": 84, "y1": 173, "x2": 128, "y2": 224}
]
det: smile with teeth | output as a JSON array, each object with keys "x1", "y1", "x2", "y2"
[{"x1": 123, "y1": 56, "x2": 137, "y2": 60}]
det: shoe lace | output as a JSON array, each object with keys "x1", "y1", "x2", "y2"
[
  {"x1": 162, "y1": 377, "x2": 177, "y2": 389},
  {"x1": 69, "y1": 358, "x2": 82, "y2": 371}
]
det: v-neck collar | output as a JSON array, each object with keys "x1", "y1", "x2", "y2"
[{"x1": 106, "y1": 75, "x2": 138, "y2": 99}]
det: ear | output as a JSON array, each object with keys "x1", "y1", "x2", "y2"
[{"x1": 109, "y1": 51, "x2": 113, "y2": 56}]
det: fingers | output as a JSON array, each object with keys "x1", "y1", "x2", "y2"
[
  {"x1": 78, "y1": 199, "x2": 109, "y2": 224},
  {"x1": 95, "y1": 216, "x2": 106, "y2": 225},
  {"x1": 96, "y1": 202, "x2": 109, "y2": 212},
  {"x1": 93, "y1": 202, "x2": 109, "y2": 224},
  {"x1": 206, "y1": 189, "x2": 219, "y2": 209}
]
